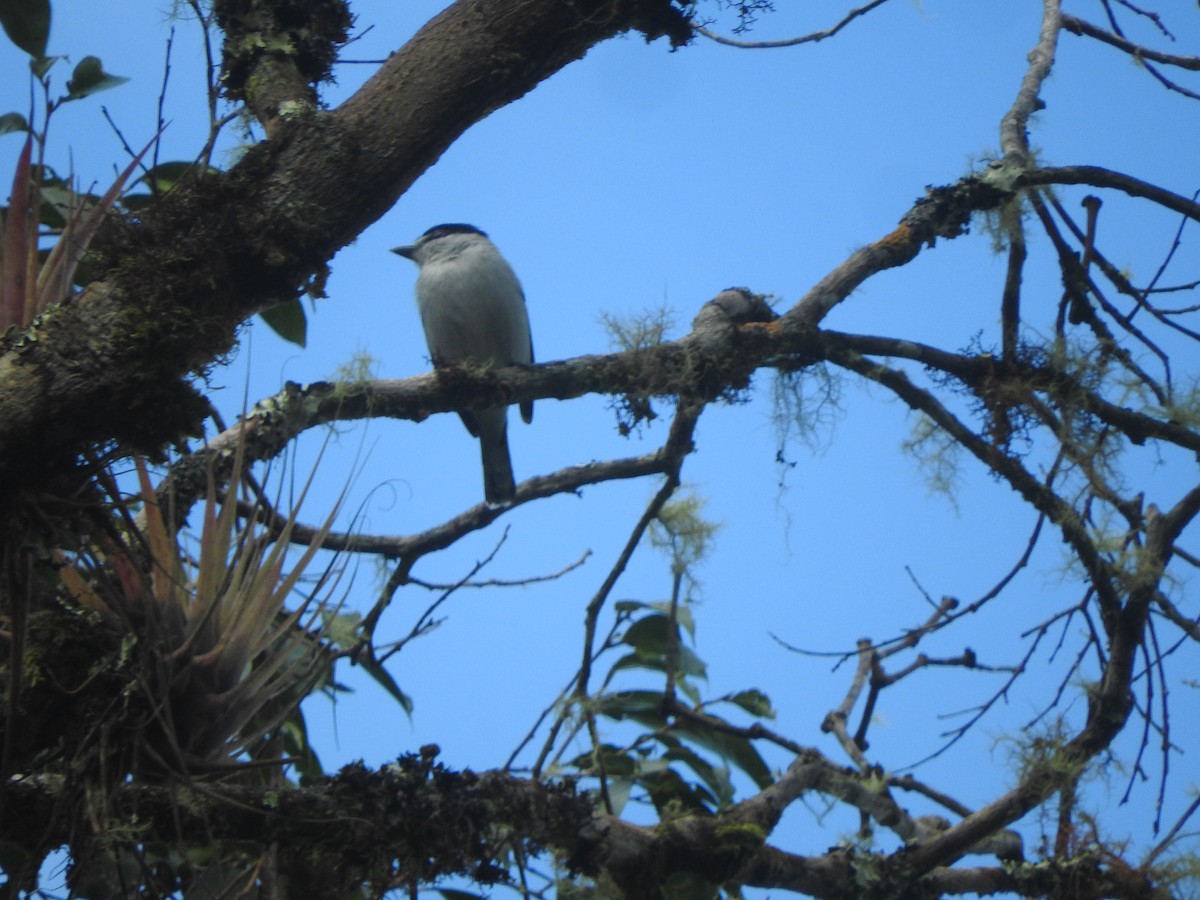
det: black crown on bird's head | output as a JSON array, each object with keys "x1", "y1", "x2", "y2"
[
  {"x1": 420, "y1": 223, "x2": 487, "y2": 241},
  {"x1": 391, "y1": 224, "x2": 490, "y2": 260}
]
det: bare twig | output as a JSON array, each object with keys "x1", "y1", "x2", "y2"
[
  {"x1": 1143, "y1": 792, "x2": 1200, "y2": 868},
  {"x1": 821, "y1": 639, "x2": 873, "y2": 769},
  {"x1": 1061, "y1": 14, "x2": 1200, "y2": 70},
  {"x1": 693, "y1": 0, "x2": 893, "y2": 49},
  {"x1": 1019, "y1": 166, "x2": 1200, "y2": 221},
  {"x1": 1000, "y1": 211, "x2": 1026, "y2": 359},
  {"x1": 1000, "y1": 0, "x2": 1062, "y2": 158}
]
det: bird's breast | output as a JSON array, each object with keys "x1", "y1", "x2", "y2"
[{"x1": 416, "y1": 258, "x2": 531, "y2": 368}]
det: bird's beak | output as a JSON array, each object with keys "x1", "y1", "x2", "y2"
[{"x1": 391, "y1": 245, "x2": 416, "y2": 260}]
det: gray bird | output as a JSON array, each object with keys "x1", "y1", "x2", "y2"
[{"x1": 392, "y1": 224, "x2": 534, "y2": 505}]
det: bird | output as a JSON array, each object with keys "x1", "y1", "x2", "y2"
[{"x1": 392, "y1": 224, "x2": 533, "y2": 505}]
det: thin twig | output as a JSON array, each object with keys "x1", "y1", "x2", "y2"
[
  {"x1": 693, "y1": 0, "x2": 894, "y2": 49},
  {"x1": 1061, "y1": 14, "x2": 1199, "y2": 70}
]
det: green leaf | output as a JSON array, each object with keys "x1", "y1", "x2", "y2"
[
  {"x1": 672, "y1": 718, "x2": 773, "y2": 790},
  {"x1": 137, "y1": 160, "x2": 198, "y2": 189},
  {"x1": 567, "y1": 743, "x2": 638, "y2": 777},
  {"x1": 727, "y1": 688, "x2": 775, "y2": 719},
  {"x1": 116, "y1": 192, "x2": 154, "y2": 212},
  {"x1": 639, "y1": 766, "x2": 716, "y2": 815},
  {"x1": 30, "y1": 54, "x2": 56, "y2": 79},
  {"x1": 604, "y1": 777, "x2": 633, "y2": 816},
  {"x1": 65, "y1": 55, "x2": 129, "y2": 100},
  {"x1": 619, "y1": 612, "x2": 703, "y2": 666},
  {"x1": 614, "y1": 598, "x2": 652, "y2": 615},
  {"x1": 358, "y1": 653, "x2": 413, "y2": 717},
  {"x1": 322, "y1": 609, "x2": 362, "y2": 649},
  {"x1": 0, "y1": 112, "x2": 28, "y2": 135},
  {"x1": 673, "y1": 604, "x2": 696, "y2": 638},
  {"x1": 609, "y1": 650, "x2": 655, "y2": 676},
  {"x1": 677, "y1": 676, "x2": 702, "y2": 706},
  {"x1": 622, "y1": 614, "x2": 671, "y2": 656},
  {"x1": 609, "y1": 645, "x2": 707, "y2": 680},
  {"x1": 594, "y1": 689, "x2": 667, "y2": 724},
  {"x1": 614, "y1": 599, "x2": 651, "y2": 612},
  {"x1": 281, "y1": 711, "x2": 324, "y2": 784},
  {"x1": 0, "y1": 0, "x2": 50, "y2": 60},
  {"x1": 259, "y1": 297, "x2": 308, "y2": 347},
  {"x1": 662, "y1": 741, "x2": 735, "y2": 807},
  {"x1": 596, "y1": 695, "x2": 771, "y2": 790},
  {"x1": 677, "y1": 645, "x2": 707, "y2": 679},
  {"x1": 38, "y1": 181, "x2": 85, "y2": 230},
  {"x1": 645, "y1": 599, "x2": 696, "y2": 636}
]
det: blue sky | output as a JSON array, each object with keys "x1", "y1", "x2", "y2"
[{"x1": 4, "y1": 0, "x2": 1200, "y2": 895}]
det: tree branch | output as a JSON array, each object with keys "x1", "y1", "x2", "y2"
[
  {"x1": 1062, "y1": 12, "x2": 1200, "y2": 70},
  {"x1": 694, "y1": 0, "x2": 894, "y2": 49},
  {"x1": 1020, "y1": 165, "x2": 1200, "y2": 221},
  {"x1": 1000, "y1": 0, "x2": 1061, "y2": 158},
  {"x1": 0, "y1": 0, "x2": 691, "y2": 501}
]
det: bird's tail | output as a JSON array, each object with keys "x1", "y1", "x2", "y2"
[{"x1": 476, "y1": 408, "x2": 516, "y2": 505}]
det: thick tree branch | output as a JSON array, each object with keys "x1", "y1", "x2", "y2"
[
  {"x1": 739, "y1": 846, "x2": 1158, "y2": 898},
  {"x1": 784, "y1": 178, "x2": 1011, "y2": 329},
  {"x1": 0, "y1": 0, "x2": 690, "y2": 501},
  {"x1": 3, "y1": 759, "x2": 598, "y2": 894},
  {"x1": 3, "y1": 759, "x2": 1162, "y2": 899}
]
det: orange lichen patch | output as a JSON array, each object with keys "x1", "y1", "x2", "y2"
[
  {"x1": 875, "y1": 221, "x2": 917, "y2": 253},
  {"x1": 743, "y1": 320, "x2": 783, "y2": 336}
]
